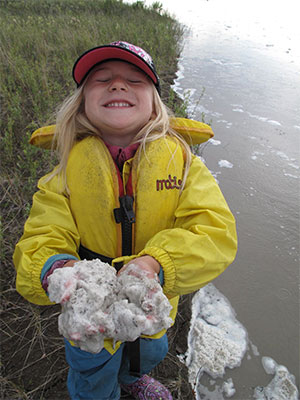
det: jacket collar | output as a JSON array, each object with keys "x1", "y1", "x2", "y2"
[{"x1": 29, "y1": 117, "x2": 214, "y2": 150}]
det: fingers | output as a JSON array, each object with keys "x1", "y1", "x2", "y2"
[
  {"x1": 64, "y1": 259, "x2": 77, "y2": 268},
  {"x1": 118, "y1": 257, "x2": 160, "y2": 282}
]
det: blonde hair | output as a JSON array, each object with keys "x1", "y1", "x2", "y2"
[{"x1": 49, "y1": 80, "x2": 192, "y2": 191}]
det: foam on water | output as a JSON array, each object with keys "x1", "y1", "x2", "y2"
[
  {"x1": 251, "y1": 151, "x2": 265, "y2": 161},
  {"x1": 231, "y1": 104, "x2": 283, "y2": 127},
  {"x1": 184, "y1": 284, "x2": 299, "y2": 399},
  {"x1": 209, "y1": 139, "x2": 221, "y2": 146},
  {"x1": 254, "y1": 357, "x2": 298, "y2": 400},
  {"x1": 196, "y1": 379, "x2": 236, "y2": 400},
  {"x1": 184, "y1": 284, "x2": 248, "y2": 396},
  {"x1": 248, "y1": 137, "x2": 299, "y2": 175},
  {"x1": 218, "y1": 160, "x2": 233, "y2": 168}
]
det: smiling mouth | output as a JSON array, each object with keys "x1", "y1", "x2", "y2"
[{"x1": 104, "y1": 102, "x2": 133, "y2": 108}]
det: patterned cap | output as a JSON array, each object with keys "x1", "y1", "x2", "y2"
[{"x1": 72, "y1": 41, "x2": 160, "y2": 94}]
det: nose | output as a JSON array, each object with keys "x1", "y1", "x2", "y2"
[{"x1": 108, "y1": 76, "x2": 128, "y2": 92}]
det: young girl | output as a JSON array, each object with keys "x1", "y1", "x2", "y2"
[{"x1": 13, "y1": 41, "x2": 237, "y2": 400}]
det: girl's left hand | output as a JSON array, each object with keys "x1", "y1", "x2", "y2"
[{"x1": 117, "y1": 255, "x2": 160, "y2": 281}]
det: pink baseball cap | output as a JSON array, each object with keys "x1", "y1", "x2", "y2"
[{"x1": 72, "y1": 41, "x2": 161, "y2": 94}]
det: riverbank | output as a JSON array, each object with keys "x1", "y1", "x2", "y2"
[{"x1": 0, "y1": 1, "x2": 192, "y2": 398}]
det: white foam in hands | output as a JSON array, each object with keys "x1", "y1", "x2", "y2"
[{"x1": 48, "y1": 259, "x2": 173, "y2": 353}]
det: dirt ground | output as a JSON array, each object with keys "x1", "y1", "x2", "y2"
[{"x1": 1, "y1": 273, "x2": 195, "y2": 400}]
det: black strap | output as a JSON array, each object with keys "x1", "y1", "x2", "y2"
[
  {"x1": 78, "y1": 244, "x2": 123, "y2": 271},
  {"x1": 114, "y1": 195, "x2": 141, "y2": 376},
  {"x1": 79, "y1": 244, "x2": 113, "y2": 264},
  {"x1": 80, "y1": 195, "x2": 140, "y2": 376},
  {"x1": 126, "y1": 339, "x2": 141, "y2": 378},
  {"x1": 114, "y1": 195, "x2": 135, "y2": 256}
]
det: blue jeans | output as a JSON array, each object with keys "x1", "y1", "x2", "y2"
[{"x1": 65, "y1": 335, "x2": 168, "y2": 400}]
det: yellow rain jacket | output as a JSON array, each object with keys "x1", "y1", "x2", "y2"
[{"x1": 13, "y1": 118, "x2": 237, "y2": 354}]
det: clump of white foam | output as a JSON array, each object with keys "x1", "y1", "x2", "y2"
[
  {"x1": 185, "y1": 284, "x2": 248, "y2": 390},
  {"x1": 222, "y1": 378, "x2": 236, "y2": 397},
  {"x1": 254, "y1": 357, "x2": 299, "y2": 400},
  {"x1": 48, "y1": 259, "x2": 173, "y2": 353},
  {"x1": 197, "y1": 378, "x2": 236, "y2": 400},
  {"x1": 209, "y1": 138, "x2": 221, "y2": 146},
  {"x1": 218, "y1": 160, "x2": 233, "y2": 168}
]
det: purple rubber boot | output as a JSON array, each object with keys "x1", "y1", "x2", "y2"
[{"x1": 120, "y1": 374, "x2": 173, "y2": 400}]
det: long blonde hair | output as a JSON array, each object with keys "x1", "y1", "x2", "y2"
[{"x1": 50, "y1": 80, "x2": 192, "y2": 191}]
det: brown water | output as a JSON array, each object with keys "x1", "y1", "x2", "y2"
[{"x1": 170, "y1": 2, "x2": 299, "y2": 397}]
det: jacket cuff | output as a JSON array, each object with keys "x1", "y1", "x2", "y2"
[{"x1": 158, "y1": 267, "x2": 164, "y2": 286}]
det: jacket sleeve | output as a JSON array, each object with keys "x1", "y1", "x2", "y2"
[
  {"x1": 13, "y1": 173, "x2": 80, "y2": 305},
  {"x1": 137, "y1": 155, "x2": 237, "y2": 298}
]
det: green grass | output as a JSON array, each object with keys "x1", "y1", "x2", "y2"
[{"x1": 0, "y1": 1, "x2": 193, "y2": 398}]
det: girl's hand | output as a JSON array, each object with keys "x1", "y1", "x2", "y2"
[
  {"x1": 64, "y1": 259, "x2": 77, "y2": 268},
  {"x1": 118, "y1": 255, "x2": 160, "y2": 281}
]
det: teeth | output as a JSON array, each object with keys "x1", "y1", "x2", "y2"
[{"x1": 106, "y1": 102, "x2": 131, "y2": 107}]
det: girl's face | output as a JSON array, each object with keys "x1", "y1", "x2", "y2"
[{"x1": 83, "y1": 60, "x2": 154, "y2": 147}]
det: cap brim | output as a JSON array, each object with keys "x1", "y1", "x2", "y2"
[{"x1": 72, "y1": 45, "x2": 158, "y2": 87}]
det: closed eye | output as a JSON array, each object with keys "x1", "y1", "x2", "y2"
[{"x1": 128, "y1": 79, "x2": 142, "y2": 83}]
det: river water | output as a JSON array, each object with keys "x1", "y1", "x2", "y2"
[{"x1": 128, "y1": 0, "x2": 300, "y2": 397}]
